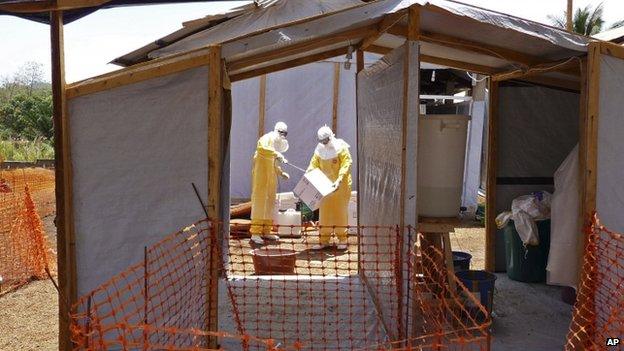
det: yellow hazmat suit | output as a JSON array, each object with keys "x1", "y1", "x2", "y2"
[
  {"x1": 250, "y1": 131, "x2": 288, "y2": 235},
  {"x1": 307, "y1": 138, "x2": 352, "y2": 245}
]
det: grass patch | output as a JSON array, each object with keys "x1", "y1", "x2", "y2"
[{"x1": 0, "y1": 139, "x2": 54, "y2": 162}]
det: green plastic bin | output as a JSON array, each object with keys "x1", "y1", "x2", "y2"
[{"x1": 502, "y1": 219, "x2": 551, "y2": 282}]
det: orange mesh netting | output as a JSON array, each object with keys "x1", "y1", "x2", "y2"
[
  {"x1": 566, "y1": 214, "x2": 624, "y2": 350},
  {"x1": 71, "y1": 221, "x2": 491, "y2": 350},
  {"x1": 0, "y1": 168, "x2": 56, "y2": 294}
]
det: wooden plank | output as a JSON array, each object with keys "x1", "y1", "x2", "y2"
[
  {"x1": 442, "y1": 232, "x2": 457, "y2": 292},
  {"x1": 387, "y1": 25, "x2": 541, "y2": 67},
  {"x1": 485, "y1": 80, "x2": 499, "y2": 272},
  {"x1": 230, "y1": 47, "x2": 349, "y2": 82},
  {"x1": 67, "y1": 49, "x2": 212, "y2": 99},
  {"x1": 331, "y1": 63, "x2": 340, "y2": 133},
  {"x1": 418, "y1": 216, "x2": 460, "y2": 233},
  {"x1": 600, "y1": 41, "x2": 624, "y2": 59},
  {"x1": 257, "y1": 75, "x2": 267, "y2": 138},
  {"x1": 577, "y1": 56, "x2": 589, "y2": 278},
  {"x1": 207, "y1": 45, "x2": 223, "y2": 348},
  {"x1": 228, "y1": 25, "x2": 376, "y2": 73},
  {"x1": 50, "y1": 10, "x2": 73, "y2": 351},
  {"x1": 360, "y1": 11, "x2": 407, "y2": 50}
]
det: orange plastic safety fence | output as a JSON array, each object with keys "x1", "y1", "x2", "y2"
[
  {"x1": 70, "y1": 220, "x2": 277, "y2": 350},
  {"x1": 71, "y1": 221, "x2": 491, "y2": 351},
  {"x1": 566, "y1": 214, "x2": 624, "y2": 350},
  {"x1": 0, "y1": 168, "x2": 56, "y2": 218},
  {"x1": 0, "y1": 180, "x2": 56, "y2": 294}
]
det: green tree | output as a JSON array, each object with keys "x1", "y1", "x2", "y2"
[
  {"x1": 0, "y1": 93, "x2": 53, "y2": 140},
  {"x1": 547, "y1": 2, "x2": 624, "y2": 36}
]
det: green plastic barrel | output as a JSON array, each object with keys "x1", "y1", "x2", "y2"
[{"x1": 502, "y1": 219, "x2": 551, "y2": 282}]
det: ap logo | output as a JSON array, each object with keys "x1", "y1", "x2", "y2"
[{"x1": 606, "y1": 337, "x2": 620, "y2": 347}]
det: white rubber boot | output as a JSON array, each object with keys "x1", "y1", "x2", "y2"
[{"x1": 250, "y1": 235, "x2": 264, "y2": 245}]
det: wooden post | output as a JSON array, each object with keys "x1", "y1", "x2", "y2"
[
  {"x1": 485, "y1": 80, "x2": 498, "y2": 272},
  {"x1": 257, "y1": 75, "x2": 266, "y2": 138},
  {"x1": 356, "y1": 50, "x2": 364, "y2": 73},
  {"x1": 207, "y1": 45, "x2": 223, "y2": 347},
  {"x1": 51, "y1": 10, "x2": 75, "y2": 351},
  {"x1": 566, "y1": 0, "x2": 573, "y2": 32},
  {"x1": 331, "y1": 62, "x2": 340, "y2": 133}
]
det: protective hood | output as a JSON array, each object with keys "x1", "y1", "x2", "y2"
[{"x1": 314, "y1": 138, "x2": 349, "y2": 160}]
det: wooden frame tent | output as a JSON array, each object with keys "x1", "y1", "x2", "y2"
[{"x1": 3, "y1": 0, "x2": 624, "y2": 349}]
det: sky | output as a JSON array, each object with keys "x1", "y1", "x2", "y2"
[{"x1": 0, "y1": 0, "x2": 622, "y2": 83}]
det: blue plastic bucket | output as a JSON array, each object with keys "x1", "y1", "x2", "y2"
[
  {"x1": 452, "y1": 251, "x2": 472, "y2": 271},
  {"x1": 456, "y1": 270, "x2": 497, "y2": 314}
]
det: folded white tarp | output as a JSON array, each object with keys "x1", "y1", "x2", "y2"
[{"x1": 547, "y1": 144, "x2": 580, "y2": 288}]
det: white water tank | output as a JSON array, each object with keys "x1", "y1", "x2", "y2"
[{"x1": 418, "y1": 114, "x2": 470, "y2": 217}]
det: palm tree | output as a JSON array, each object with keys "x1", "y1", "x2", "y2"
[{"x1": 548, "y1": 2, "x2": 605, "y2": 35}]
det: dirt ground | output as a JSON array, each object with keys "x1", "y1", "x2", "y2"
[
  {"x1": 449, "y1": 220, "x2": 486, "y2": 270},
  {"x1": 0, "y1": 280, "x2": 58, "y2": 351}
]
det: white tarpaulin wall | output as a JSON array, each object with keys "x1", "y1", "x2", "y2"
[
  {"x1": 495, "y1": 84, "x2": 579, "y2": 271},
  {"x1": 230, "y1": 60, "x2": 358, "y2": 199},
  {"x1": 357, "y1": 42, "x2": 419, "y2": 340},
  {"x1": 595, "y1": 53, "x2": 624, "y2": 333},
  {"x1": 68, "y1": 66, "x2": 212, "y2": 297},
  {"x1": 596, "y1": 54, "x2": 624, "y2": 232}
]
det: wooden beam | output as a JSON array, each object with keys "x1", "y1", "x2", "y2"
[
  {"x1": 407, "y1": 4, "x2": 420, "y2": 41},
  {"x1": 67, "y1": 49, "x2": 212, "y2": 99},
  {"x1": 230, "y1": 47, "x2": 348, "y2": 82},
  {"x1": 257, "y1": 75, "x2": 267, "y2": 138},
  {"x1": 207, "y1": 45, "x2": 223, "y2": 348},
  {"x1": 228, "y1": 25, "x2": 376, "y2": 72},
  {"x1": 600, "y1": 41, "x2": 624, "y2": 59},
  {"x1": 0, "y1": 0, "x2": 109, "y2": 12},
  {"x1": 387, "y1": 25, "x2": 542, "y2": 66},
  {"x1": 577, "y1": 56, "x2": 588, "y2": 280},
  {"x1": 485, "y1": 80, "x2": 498, "y2": 272},
  {"x1": 331, "y1": 63, "x2": 340, "y2": 133},
  {"x1": 360, "y1": 11, "x2": 407, "y2": 50},
  {"x1": 566, "y1": 0, "x2": 573, "y2": 32},
  {"x1": 50, "y1": 10, "x2": 73, "y2": 351},
  {"x1": 356, "y1": 49, "x2": 364, "y2": 73}
]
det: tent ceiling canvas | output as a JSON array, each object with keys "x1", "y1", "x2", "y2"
[
  {"x1": 110, "y1": 0, "x2": 591, "y2": 85},
  {"x1": 113, "y1": 0, "x2": 364, "y2": 66}
]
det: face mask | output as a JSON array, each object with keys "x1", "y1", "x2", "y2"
[{"x1": 274, "y1": 135, "x2": 289, "y2": 153}]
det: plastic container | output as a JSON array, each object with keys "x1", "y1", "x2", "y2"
[
  {"x1": 452, "y1": 251, "x2": 472, "y2": 271},
  {"x1": 502, "y1": 219, "x2": 551, "y2": 282},
  {"x1": 456, "y1": 270, "x2": 497, "y2": 314},
  {"x1": 276, "y1": 192, "x2": 297, "y2": 211},
  {"x1": 348, "y1": 191, "x2": 357, "y2": 234},
  {"x1": 251, "y1": 248, "x2": 297, "y2": 275},
  {"x1": 417, "y1": 115, "x2": 470, "y2": 217},
  {"x1": 274, "y1": 208, "x2": 301, "y2": 236}
]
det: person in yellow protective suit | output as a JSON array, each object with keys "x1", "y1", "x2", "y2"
[
  {"x1": 306, "y1": 126, "x2": 352, "y2": 250},
  {"x1": 250, "y1": 122, "x2": 290, "y2": 245}
]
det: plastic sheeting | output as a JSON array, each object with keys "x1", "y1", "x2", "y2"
[
  {"x1": 357, "y1": 41, "x2": 419, "y2": 339},
  {"x1": 597, "y1": 55, "x2": 624, "y2": 232},
  {"x1": 495, "y1": 84, "x2": 579, "y2": 270},
  {"x1": 230, "y1": 60, "x2": 358, "y2": 199},
  {"x1": 547, "y1": 144, "x2": 580, "y2": 288},
  {"x1": 68, "y1": 67, "x2": 211, "y2": 296},
  {"x1": 149, "y1": 0, "x2": 363, "y2": 59},
  {"x1": 595, "y1": 54, "x2": 624, "y2": 335}
]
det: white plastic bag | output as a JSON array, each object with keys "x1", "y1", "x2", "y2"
[{"x1": 497, "y1": 191, "x2": 552, "y2": 246}]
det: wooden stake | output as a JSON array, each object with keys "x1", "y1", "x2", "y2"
[
  {"x1": 207, "y1": 45, "x2": 223, "y2": 348},
  {"x1": 331, "y1": 63, "x2": 340, "y2": 133},
  {"x1": 258, "y1": 75, "x2": 266, "y2": 138},
  {"x1": 485, "y1": 80, "x2": 499, "y2": 272}
]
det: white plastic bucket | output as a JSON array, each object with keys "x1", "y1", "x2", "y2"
[{"x1": 417, "y1": 114, "x2": 470, "y2": 217}]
